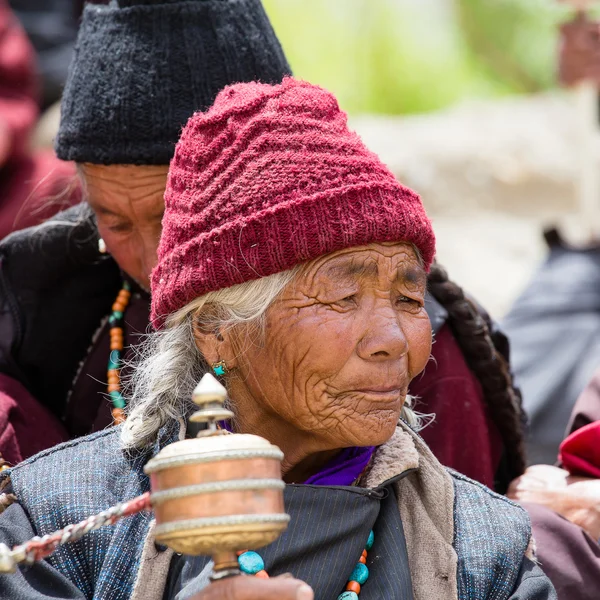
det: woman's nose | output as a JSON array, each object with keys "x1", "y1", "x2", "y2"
[{"x1": 356, "y1": 307, "x2": 408, "y2": 361}]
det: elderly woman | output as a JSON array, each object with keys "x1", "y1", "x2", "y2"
[{"x1": 0, "y1": 78, "x2": 553, "y2": 600}]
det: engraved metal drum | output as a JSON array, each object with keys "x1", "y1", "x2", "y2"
[{"x1": 145, "y1": 433, "x2": 289, "y2": 555}]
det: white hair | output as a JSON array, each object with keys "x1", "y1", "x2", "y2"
[{"x1": 121, "y1": 267, "x2": 421, "y2": 450}]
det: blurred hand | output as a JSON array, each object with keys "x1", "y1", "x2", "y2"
[
  {"x1": 190, "y1": 574, "x2": 314, "y2": 600},
  {"x1": 507, "y1": 464, "x2": 600, "y2": 540}
]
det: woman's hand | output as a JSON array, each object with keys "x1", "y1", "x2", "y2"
[
  {"x1": 507, "y1": 464, "x2": 600, "y2": 540},
  {"x1": 190, "y1": 574, "x2": 314, "y2": 600}
]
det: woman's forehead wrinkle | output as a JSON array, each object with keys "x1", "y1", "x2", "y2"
[{"x1": 323, "y1": 260, "x2": 379, "y2": 282}]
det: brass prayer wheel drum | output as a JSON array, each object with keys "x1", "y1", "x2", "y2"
[{"x1": 144, "y1": 374, "x2": 289, "y2": 557}]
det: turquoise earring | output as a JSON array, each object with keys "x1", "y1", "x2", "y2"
[{"x1": 212, "y1": 361, "x2": 228, "y2": 377}]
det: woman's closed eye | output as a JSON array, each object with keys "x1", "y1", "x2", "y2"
[
  {"x1": 396, "y1": 294, "x2": 423, "y2": 309},
  {"x1": 105, "y1": 220, "x2": 133, "y2": 234},
  {"x1": 321, "y1": 293, "x2": 357, "y2": 310}
]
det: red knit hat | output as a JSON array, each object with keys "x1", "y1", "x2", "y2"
[{"x1": 152, "y1": 77, "x2": 435, "y2": 328}]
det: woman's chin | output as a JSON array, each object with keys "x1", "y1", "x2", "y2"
[{"x1": 336, "y1": 414, "x2": 400, "y2": 448}]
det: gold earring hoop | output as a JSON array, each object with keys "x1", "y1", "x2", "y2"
[{"x1": 212, "y1": 361, "x2": 228, "y2": 377}]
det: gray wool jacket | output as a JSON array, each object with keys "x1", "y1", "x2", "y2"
[{"x1": 0, "y1": 421, "x2": 555, "y2": 600}]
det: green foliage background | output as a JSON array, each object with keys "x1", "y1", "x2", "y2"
[{"x1": 262, "y1": 0, "x2": 583, "y2": 115}]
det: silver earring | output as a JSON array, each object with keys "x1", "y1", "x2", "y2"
[{"x1": 98, "y1": 238, "x2": 107, "y2": 254}]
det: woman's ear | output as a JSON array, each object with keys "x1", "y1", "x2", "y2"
[{"x1": 192, "y1": 318, "x2": 237, "y2": 368}]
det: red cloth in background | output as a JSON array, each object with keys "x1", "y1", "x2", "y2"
[
  {"x1": 0, "y1": 0, "x2": 79, "y2": 239},
  {"x1": 409, "y1": 324, "x2": 504, "y2": 489},
  {"x1": 0, "y1": 374, "x2": 67, "y2": 465},
  {"x1": 0, "y1": 0, "x2": 38, "y2": 160},
  {"x1": 560, "y1": 421, "x2": 600, "y2": 479},
  {"x1": 562, "y1": 367, "x2": 600, "y2": 477}
]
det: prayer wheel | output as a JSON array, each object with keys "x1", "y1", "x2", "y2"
[
  {"x1": 0, "y1": 373, "x2": 289, "y2": 578},
  {"x1": 144, "y1": 373, "x2": 289, "y2": 577}
]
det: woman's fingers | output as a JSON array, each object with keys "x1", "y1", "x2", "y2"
[{"x1": 190, "y1": 575, "x2": 314, "y2": 600}]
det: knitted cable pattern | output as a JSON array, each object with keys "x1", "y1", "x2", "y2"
[{"x1": 152, "y1": 77, "x2": 435, "y2": 327}]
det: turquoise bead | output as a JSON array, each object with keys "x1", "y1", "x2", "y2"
[
  {"x1": 213, "y1": 364, "x2": 225, "y2": 377},
  {"x1": 366, "y1": 530, "x2": 374, "y2": 550},
  {"x1": 108, "y1": 315, "x2": 118, "y2": 327},
  {"x1": 108, "y1": 350, "x2": 121, "y2": 371},
  {"x1": 107, "y1": 359, "x2": 120, "y2": 371},
  {"x1": 350, "y1": 562, "x2": 369, "y2": 585},
  {"x1": 238, "y1": 551, "x2": 264, "y2": 575},
  {"x1": 337, "y1": 593, "x2": 359, "y2": 600},
  {"x1": 123, "y1": 281, "x2": 131, "y2": 291},
  {"x1": 109, "y1": 391, "x2": 125, "y2": 409},
  {"x1": 112, "y1": 310, "x2": 123, "y2": 320}
]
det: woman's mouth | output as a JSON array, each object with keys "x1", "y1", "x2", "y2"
[{"x1": 351, "y1": 387, "x2": 403, "y2": 402}]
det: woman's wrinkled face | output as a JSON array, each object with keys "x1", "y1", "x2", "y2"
[
  {"x1": 81, "y1": 164, "x2": 169, "y2": 290},
  {"x1": 229, "y1": 242, "x2": 432, "y2": 450}
]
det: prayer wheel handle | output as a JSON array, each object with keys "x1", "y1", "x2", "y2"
[{"x1": 144, "y1": 373, "x2": 289, "y2": 580}]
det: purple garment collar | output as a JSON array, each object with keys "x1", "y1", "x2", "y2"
[
  {"x1": 302, "y1": 445, "x2": 376, "y2": 486},
  {"x1": 220, "y1": 420, "x2": 375, "y2": 486}
]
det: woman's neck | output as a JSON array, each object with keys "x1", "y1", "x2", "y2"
[{"x1": 229, "y1": 403, "x2": 340, "y2": 483}]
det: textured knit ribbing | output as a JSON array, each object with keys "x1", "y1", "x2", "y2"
[
  {"x1": 151, "y1": 77, "x2": 436, "y2": 328},
  {"x1": 55, "y1": 0, "x2": 291, "y2": 165}
]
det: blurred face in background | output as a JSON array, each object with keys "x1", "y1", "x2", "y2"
[{"x1": 80, "y1": 164, "x2": 169, "y2": 290}]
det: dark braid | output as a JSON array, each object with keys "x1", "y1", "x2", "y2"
[{"x1": 427, "y1": 262, "x2": 527, "y2": 487}]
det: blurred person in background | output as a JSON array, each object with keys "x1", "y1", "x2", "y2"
[
  {"x1": 0, "y1": 0, "x2": 292, "y2": 464},
  {"x1": 502, "y1": 4, "x2": 600, "y2": 465},
  {"x1": 502, "y1": 6, "x2": 600, "y2": 596},
  {"x1": 508, "y1": 367, "x2": 600, "y2": 600},
  {"x1": 0, "y1": 0, "x2": 79, "y2": 239}
]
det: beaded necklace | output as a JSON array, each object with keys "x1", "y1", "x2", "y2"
[
  {"x1": 237, "y1": 529, "x2": 374, "y2": 599},
  {"x1": 107, "y1": 281, "x2": 131, "y2": 424}
]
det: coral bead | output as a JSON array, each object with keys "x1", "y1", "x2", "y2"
[
  {"x1": 345, "y1": 581, "x2": 361, "y2": 594},
  {"x1": 111, "y1": 408, "x2": 125, "y2": 424},
  {"x1": 255, "y1": 570, "x2": 269, "y2": 579},
  {"x1": 359, "y1": 556, "x2": 367, "y2": 564}
]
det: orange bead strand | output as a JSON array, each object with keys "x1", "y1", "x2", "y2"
[{"x1": 106, "y1": 281, "x2": 131, "y2": 424}]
